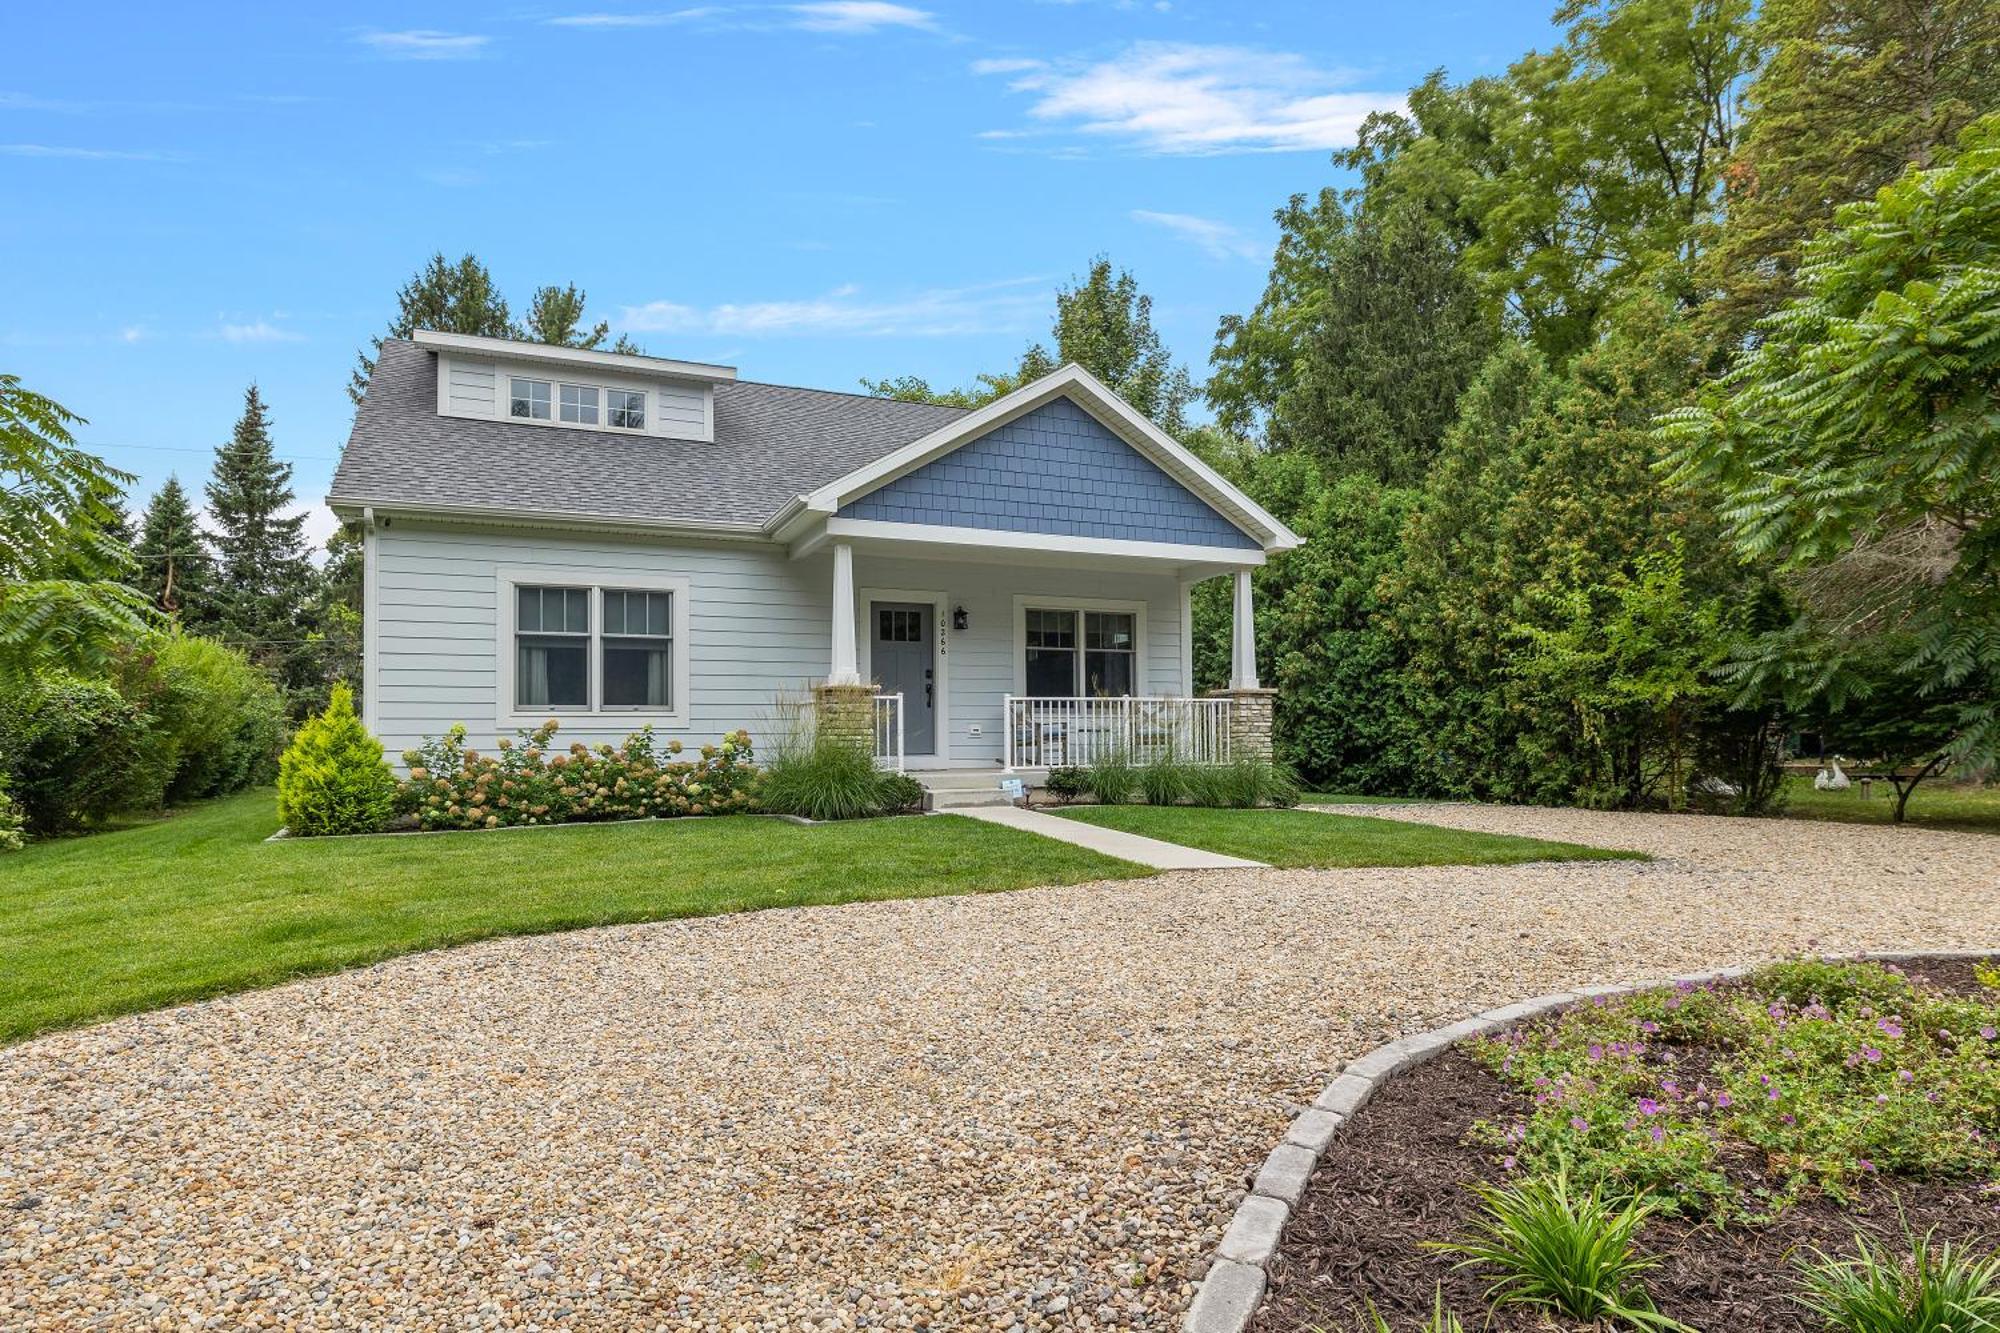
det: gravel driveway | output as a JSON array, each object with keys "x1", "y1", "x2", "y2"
[{"x1": 5, "y1": 809, "x2": 1998, "y2": 1330}]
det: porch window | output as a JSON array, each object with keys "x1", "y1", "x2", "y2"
[
  {"x1": 1024, "y1": 609, "x2": 1076, "y2": 696},
  {"x1": 1023, "y1": 607, "x2": 1136, "y2": 697},
  {"x1": 516, "y1": 585, "x2": 589, "y2": 707},
  {"x1": 602, "y1": 589, "x2": 673, "y2": 708},
  {"x1": 1084, "y1": 611, "x2": 1135, "y2": 697}
]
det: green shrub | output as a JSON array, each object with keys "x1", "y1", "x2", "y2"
[
  {"x1": 114, "y1": 633, "x2": 284, "y2": 805},
  {"x1": 0, "y1": 670, "x2": 150, "y2": 835},
  {"x1": 1085, "y1": 751, "x2": 1138, "y2": 805},
  {"x1": 1199, "y1": 757, "x2": 1302, "y2": 808},
  {"x1": 1138, "y1": 756, "x2": 1190, "y2": 806},
  {"x1": 1434, "y1": 1171, "x2": 1682, "y2": 1330},
  {"x1": 1181, "y1": 764, "x2": 1230, "y2": 807},
  {"x1": 1472, "y1": 959, "x2": 2000, "y2": 1218},
  {"x1": 1796, "y1": 1226, "x2": 2000, "y2": 1333},
  {"x1": 1752, "y1": 958, "x2": 1916, "y2": 1014},
  {"x1": 876, "y1": 771, "x2": 926, "y2": 814},
  {"x1": 0, "y1": 774, "x2": 23, "y2": 852},
  {"x1": 1044, "y1": 766, "x2": 1090, "y2": 803},
  {"x1": 757, "y1": 734, "x2": 888, "y2": 821},
  {"x1": 277, "y1": 682, "x2": 397, "y2": 835},
  {"x1": 402, "y1": 723, "x2": 755, "y2": 829}
]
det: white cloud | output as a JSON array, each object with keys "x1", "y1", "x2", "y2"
[
  {"x1": 117, "y1": 325, "x2": 149, "y2": 343},
  {"x1": 218, "y1": 319, "x2": 304, "y2": 344},
  {"x1": 422, "y1": 166, "x2": 488, "y2": 187},
  {"x1": 356, "y1": 30, "x2": 492, "y2": 60},
  {"x1": 0, "y1": 143, "x2": 171, "y2": 161},
  {"x1": 619, "y1": 276, "x2": 1048, "y2": 338},
  {"x1": 970, "y1": 57, "x2": 1044, "y2": 75},
  {"x1": 978, "y1": 41, "x2": 1402, "y2": 155},
  {"x1": 1130, "y1": 209, "x2": 1263, "y2": 261},
  {"x1": 789, "y1": 2, "x2": 936, "y2": 33},
  {"x1": 545, "y1": 8, "x2": 721, "y2": 26}
]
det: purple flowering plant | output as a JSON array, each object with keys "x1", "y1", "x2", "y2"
[{"x1": 1471, "y1": 959, "x2": 2000, "y2": 1218}]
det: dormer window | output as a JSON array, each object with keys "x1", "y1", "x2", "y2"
[
  {"x1": 608, "y1": 388, "x2": 646, "y2": 430},
  {"x1": 559, "y1": 383, "x2": 599, "y2": 424},
  {"x1": 509, "y1": 377, "x2": 552, "y2": 420}
]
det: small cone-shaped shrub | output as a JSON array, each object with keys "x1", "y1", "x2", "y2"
[{"x1": 277, "y1": 682, "x2": 397, "y2": 835}]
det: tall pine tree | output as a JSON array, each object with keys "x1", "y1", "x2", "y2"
[
  {"x1": 131, "y1": 475, "x2": 213, "y2": 621},
  {"x1": 349, "y1": 252, "x2": 514, "y2": 405},
  {"x1": 206, "y1": 386, "x2": 313, "y2": 697}
]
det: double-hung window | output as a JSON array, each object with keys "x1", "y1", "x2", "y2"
[
  {"x1": 559, "y1": 383, "x2": 599, "y2": 424},
  {"x1": 1083, "y1": 611, "x2": 1136, "y2": 697},
  {"x1": 515, "y1": 586, "x2": 590, "y2": 708},
  {"x1": 601, "y1": 589, "x2": 673, "y2": 708},
  {"x1": 510, "y1": 377, "x2": 552, "y2": 420},
  {"x1": 1023, "y1": 607, "x2": 1137, "y2": 697},
  {"x1": 509, "y1": 581, "x2": 683, "y2": 715}
]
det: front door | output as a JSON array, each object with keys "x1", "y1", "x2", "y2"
[{"x1": 872, "y1": 602, "x2": 936, "y2": 756}]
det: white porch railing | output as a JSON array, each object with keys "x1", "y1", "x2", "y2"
[
  {"x1": 1002, "y1": 695, "x2": 1231, "y2": 771},
  {"x1": 873, "y1": 693, "x2": 905, "y2": 772}
]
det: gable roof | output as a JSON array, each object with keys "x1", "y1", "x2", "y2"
[
  {"x1": 328, "y1": 339, "x2": 969, "y2": 533},
  {"x1": 330, "y1": 339, "x2": 1301, "y2": 553},
  {"x1": 796, "y1": 363, "x2": 1300, "y2": 551}
]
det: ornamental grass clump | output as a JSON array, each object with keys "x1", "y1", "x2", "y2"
[
  {"x1": 1434, "y1": 1170, "x2": 1684, "y2": 1330},
  {"x1": 277, "y1": 682, "x2": 398, "y2": 836},
  {"x1": 401, "y1": 722, "x2": 755, "y2": 830},
  {"x1": 1796, "y1": 1225, "x2": 2000, "y2": 1333},
  {"x1": 1084, "y1": 750, "x2": 1138, "y2": 805},
  {"x1": 1471, "y1": 959, "x2": 2000, "y2": 1220}
]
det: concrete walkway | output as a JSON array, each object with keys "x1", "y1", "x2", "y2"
[{"x1": 943, "y1": 803, "x2": 1267, "y2": 870}]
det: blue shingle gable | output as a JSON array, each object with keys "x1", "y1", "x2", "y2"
[{"x1": 837, "y1": 396, "x2": 1260, "y2": 549}]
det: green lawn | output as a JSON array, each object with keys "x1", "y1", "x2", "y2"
[
  {"x1": 0, "y1": 790, "x2": 1143, "y2": 1044},
  {"x1": 1055, "y1": 804, "x2": 1645, "y2": 869},
  {"x1": 1779, "y1": 776, "x2": 2000, "y2": 834}
]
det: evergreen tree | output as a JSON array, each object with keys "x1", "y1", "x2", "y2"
[
  {"x1": 1697, "y1": 0, "x2": 2000, "y2": 347},
  {"x1": 205, "y1": 386, "x2": 313, "y2": 697},
  {"x1": 130, "y1": 475, "x2": 213, "y2": 621},
  {"x1": 523, "y1": 283, "x2": 645, "y2": 354},
  {"x1": 349, "y1": 252, "x2": 514, "y2": 405},
  {"x1": 1210, "y1": 195, "x2": 1495, "y2": 485}
]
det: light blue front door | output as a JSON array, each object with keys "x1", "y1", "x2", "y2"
[{"x1": 872, "y1": 602, "x2": 935, "y2": 756}]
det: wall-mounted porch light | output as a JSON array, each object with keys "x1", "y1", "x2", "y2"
[{"x1": 952, "y1": 605, "x2": 969, "y2": 632}]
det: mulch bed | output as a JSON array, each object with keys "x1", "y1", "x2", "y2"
[{"x1": 1255, "y1": 956, "x2": 2000, "y2": 1333}]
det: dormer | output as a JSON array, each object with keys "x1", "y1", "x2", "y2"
[{"x1": 414, "y1": 329, "x2": 737, "y2": 444}]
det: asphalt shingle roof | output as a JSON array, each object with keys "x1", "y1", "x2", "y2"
[{"x1": 328, "y1": 339, "x2": 971, "y2": 529}]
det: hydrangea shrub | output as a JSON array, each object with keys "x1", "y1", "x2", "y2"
[
  {"x1": 401, "y1": 722, "x2": 754, "y2": 830},
  {"x1": 1472, "y1": 959, "x2": 2000, "y2": 1218}
]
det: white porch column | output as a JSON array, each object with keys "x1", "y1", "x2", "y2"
[
  {"x1": 828, "y1": 541, "x2": 862, "y2": 685},
  {"x1": 1229, "y1": 568, "x2": 1259, "y2": 690}
]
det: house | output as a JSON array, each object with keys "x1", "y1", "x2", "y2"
[{"x1": 330, "y1": 331, "x2": 1300, "y2": 787}]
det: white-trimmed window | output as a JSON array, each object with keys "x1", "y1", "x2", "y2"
[
  {"x1": 608, "y1": 387, "x2": 646, "y2": 430},
  {"x1": 1022, "y1": 606, "x2": 1138, "y2": 697},
  {"x1": 510, "y1": 377, "x2": 552, "y2": 420},
  {"x1": 499, "y1": 573, "x2": 691, "y2": 724},
  {"x1": 601, "y1": 589, "x2": 673, "y2": 709},
  {"x1": 515, "y1": 586, "x2": 590, "y2": 707},
  {"x1": 559, "y1": 383, "x2": 599, "y2": 424}
]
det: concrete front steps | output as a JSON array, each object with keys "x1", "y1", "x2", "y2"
[{"x1": 908, "y1": 769, "x2": 1029, "y2": 811}]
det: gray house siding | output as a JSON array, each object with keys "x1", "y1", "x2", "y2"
[
  {"x1": 838, "y1": 397, "x2": 1260, "y2": 549},
  {"x1": 370, "y1": 521, "x2": 1189, "y2": 767}
]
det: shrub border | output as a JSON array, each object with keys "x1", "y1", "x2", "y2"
[{"x1": 1182, "y1": 948, "x2": 2000, "y2": 1333}]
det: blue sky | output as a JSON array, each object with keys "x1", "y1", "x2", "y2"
[{"x1": 4, "y1": 1, "x2": 1556, "y2": 547}]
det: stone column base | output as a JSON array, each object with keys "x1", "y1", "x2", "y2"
[
  {"x1": 1208, "y1": 687, "x2": 1277, "y2": 762},
  {"x1": 812, "y1": 682, "x2": 878, "y2": 752}
]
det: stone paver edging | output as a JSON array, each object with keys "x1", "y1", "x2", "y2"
[{"x1": 1182, "y1": 948, "x2": 2000, "y2": 1333}]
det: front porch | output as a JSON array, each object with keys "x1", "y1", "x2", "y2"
[{"x1": 801, "y1": 535, "x2": 1276, "y2": 775}]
